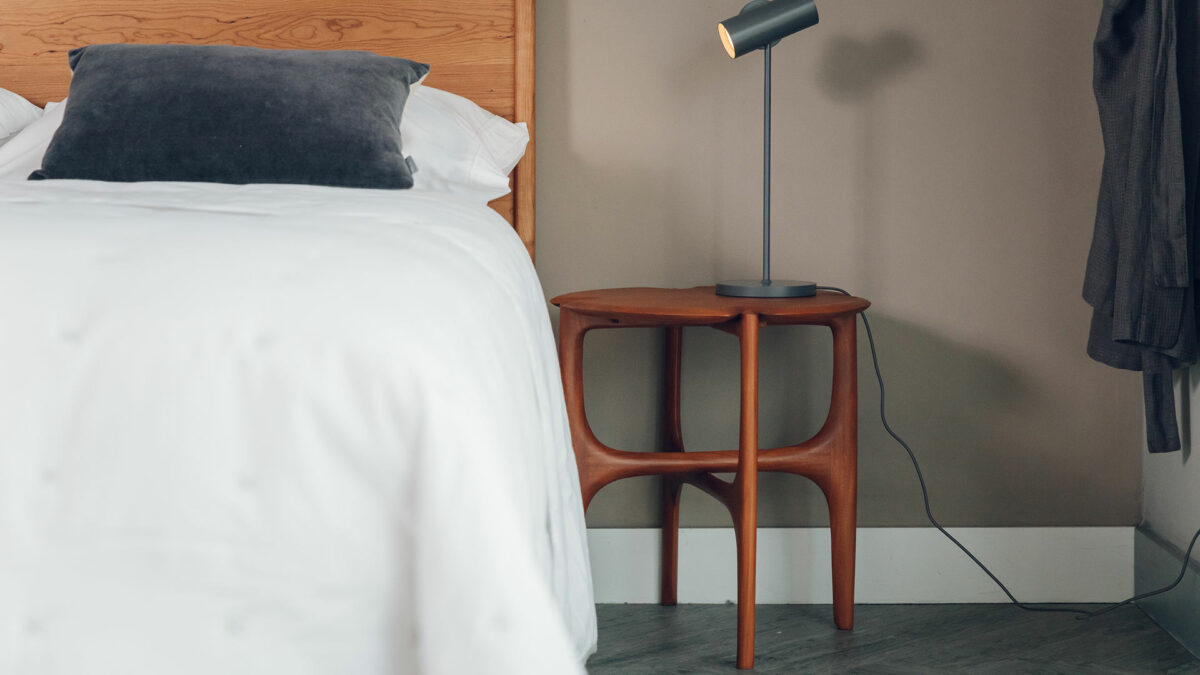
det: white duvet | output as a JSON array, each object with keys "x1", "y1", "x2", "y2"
[{"x1": 0, "y1": 180, "x2": 596, "y2": 674}]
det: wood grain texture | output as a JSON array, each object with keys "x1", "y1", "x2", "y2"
[
  {"x1": 552, "y1": 287, "x2": 871, "y2": 325},
  {"x1": 512, "y1": 0, "x2": 535, "y2": 260},
  {"x1": 734, "y1": 312, "x2": 760, "y2": 669},
  {"x1": 0, "y1": 0, "x2": 535, "y2": 256}
]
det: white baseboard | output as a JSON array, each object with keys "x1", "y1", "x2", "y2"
[{"x1": 588, "y1": 527, "x2": 1134, "y2": 604}]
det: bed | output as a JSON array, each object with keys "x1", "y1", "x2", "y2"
[{"x1": 0, "y1": 2, "x2": 596, "y2": 673}]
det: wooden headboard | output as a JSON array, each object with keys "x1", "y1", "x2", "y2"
[{"x1": 0, "y1": 0, "x2": 537, "y2": 259}]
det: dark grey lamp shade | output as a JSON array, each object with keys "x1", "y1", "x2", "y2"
[{"x1": 718, "y1": 0, "x2": 819, "y2": 58}]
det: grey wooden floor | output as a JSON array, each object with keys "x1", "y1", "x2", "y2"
[{"x1": 587, "y1": 604, "x2": 1200, "y2": 673}]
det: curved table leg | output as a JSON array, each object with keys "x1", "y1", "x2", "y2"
[
  {"x1": 558, "y1": 307, "x2": 608, "y2": 510},
  {"x1": 826, "y1": 314, "x2": 858, "y2": 630},
  {"x1": 735, "y1": 314, "x2": 760, "y2": 670},
  {"x1": 661, "y1": 326, "x2": 685, "y2": 606}
]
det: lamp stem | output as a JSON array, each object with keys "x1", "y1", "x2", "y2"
[{"x1": 762, "y1": 42, "x2": 772, "y2": 287}]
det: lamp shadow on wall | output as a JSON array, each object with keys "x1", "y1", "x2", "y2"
[
  {"x1": 584, "y1": 310, "x2": 1065, "y2": 529},
  {"x1": 700, "y1": 311, "x2": 1050, "y2": 529},
  {"x1": 816, "y1": 30, "x2": 922, "y2": 295}
]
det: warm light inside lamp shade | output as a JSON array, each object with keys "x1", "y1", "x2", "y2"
[
  {"x1": 718, "y1": 23, "x2": 737, "y2": 59},
  {"x1": 717, "y1": 0, "x2": 819, "y2": 58}
]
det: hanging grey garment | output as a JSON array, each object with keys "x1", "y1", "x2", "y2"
[{"x1": 1084, "y1": 0, "x2": 1200, "y2": 453}]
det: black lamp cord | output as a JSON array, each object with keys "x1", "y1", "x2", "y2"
[{"x1": 816, "y1": 285, "x2": 1200, "y2": 619}]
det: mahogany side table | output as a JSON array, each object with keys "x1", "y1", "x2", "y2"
[{"x1": 550, "y1": 286, "x2": 870, "y2": 670}]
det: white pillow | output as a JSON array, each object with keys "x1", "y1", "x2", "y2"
[
  {"x1": 400, "y1": 86, "x2": 529, "y2": 202},
  {"x1": 0, "y1": 88, "x2": 43, "y2": 147},
  {"x1": 0, "y1": 100, "x2": 63, "y2": 180},
  {"x1": 0, "y1": 87, "x2": 528, "y2": 200}
]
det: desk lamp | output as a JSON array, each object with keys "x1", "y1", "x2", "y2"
[{"x1": 715, "y1": 0, "x2": 820, "y2": 298}]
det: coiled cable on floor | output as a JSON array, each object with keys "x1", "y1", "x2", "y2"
[{"x1": 817, "y1": 285, "x2": 1200, "y2": 619}]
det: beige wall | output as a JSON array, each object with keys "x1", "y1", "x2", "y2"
[{"x1": 536, "y1": 0, "x2": 1144, "y2": 528}]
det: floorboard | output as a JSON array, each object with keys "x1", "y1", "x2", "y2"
[{"x1": 588, "y1": 604, "x2": 1200, "y2": 673}]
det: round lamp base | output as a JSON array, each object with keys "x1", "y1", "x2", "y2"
[{"x1": 715, "y1": 279, "x2": 817, "y2": 298}]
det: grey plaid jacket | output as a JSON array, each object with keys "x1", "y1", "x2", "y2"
[{"x1": 1084, "y1": 0, "x2": 1200, "y2": 452}]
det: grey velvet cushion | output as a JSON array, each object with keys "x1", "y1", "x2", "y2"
[{"x1": 31, "y1": 44, "x2": 429, "y2": 189}]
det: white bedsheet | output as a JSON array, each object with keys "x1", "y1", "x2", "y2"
[{"x1": 0, "y1": 180, "x2": 596, "y2": 674}]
